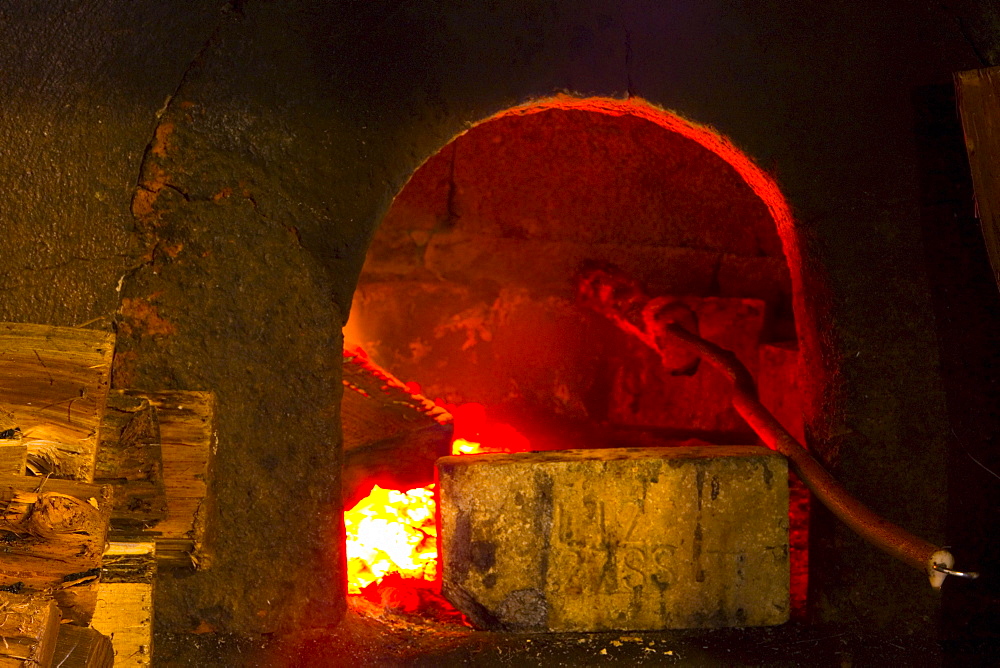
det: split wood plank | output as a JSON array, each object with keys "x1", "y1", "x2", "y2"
[
  {"x1": 956, "y1": 65, "x2": 1000, "y2": 290},
  {"x1": 0, "y1": 592, "x2": 60, "y2": 668},
  {"x1": 342, "y1": 423, "x2": 454, "y2": 510},
  {"x1": 0, "y1": 475, "x2": 112, "y2": 624},
  {"x1": 0, "y1": 443, "x2": 25, "y2": 476},
  {"x1": 122, "y1": 391, "x2": 215, "y2": 568},
  {"x1": 0, "y1": 408, "x2": 25, "y2": 476},
  {"x1": 93, "y1": 392, "x2": 166, "y2": 533},
  {"x1": 0, "y1": 324, "x2": 115, "y2": 482},
  {"x1": 89, "y1": 542, "x2": 155, "y2": 668},
  {"x1": 341, "y1": 347, "x2": 453, "y2": 508},
  {"x1": 50, "y1": 624, "x2": 114, "y2": 668}
]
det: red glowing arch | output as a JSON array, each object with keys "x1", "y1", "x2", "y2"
[{"x1": 464, "y1": 95, "x2": 799, "y2": 272}]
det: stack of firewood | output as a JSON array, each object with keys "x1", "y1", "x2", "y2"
[{"x1": 0, "y1": 324, "x2": 215, "y2": 667}]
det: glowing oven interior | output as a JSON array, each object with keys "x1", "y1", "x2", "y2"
[{"x1": 341, "y1": 99, "x2": 811, "y2": 622}]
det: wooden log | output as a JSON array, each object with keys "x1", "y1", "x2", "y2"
[
  {"x1": 0, "y1": 408, "x2": 25, "y2": 476},
  {"x1": 0, "y1": 475, "x2": 112, "y2": 624},
  {"x1": 956, "y1": 65, "x2": 1000, "y2": 290},
  {"x1": 0, "y1": 592, "x2": 60, "y2": 668},
  {"x1": 122, "y1": 391, "x2": 215, "y2": 569},
  {"x1": 341, "y1": 346, "x2": 453, "y2": 507},
  {"x1": 342, "y1": 423, "x2": 454, "y2": 509},
  {"x1": 0, "y1": 323, "x2": 115, "y2": 482},
  {"x1": 50, "y1": 625, "x2": 113, "y2": 668},
  {"x1": 93, "y1": 392, "x2": 166, "y2": 533},
  {"x1": 89, "y1": 542, "x2": 155, "y2": 667}
]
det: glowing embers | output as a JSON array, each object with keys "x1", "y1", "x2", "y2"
[
  {"x1": 445, "y1": 402, "x2": 531, "y2": 455},
  {"x1": 344, "y1": 484, "x2": 437, "y2": 594},
  {"x1": 344, "y1": 402, "x2": 532, "y2": 600}
]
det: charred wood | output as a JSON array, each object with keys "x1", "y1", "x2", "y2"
[
  {"x1": 341, "y1": 347, "x2": 452, "y2": 507},
  {"x1": 0, "y1": 409, "x2": 25, "y2": 476}
]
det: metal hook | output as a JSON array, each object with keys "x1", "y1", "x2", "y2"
[{"x1": 933, "y1": 563, "x2": 980, "y2": 579}]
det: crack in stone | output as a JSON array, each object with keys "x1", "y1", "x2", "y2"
[
  {"x1": 130, "y1": 11, "x2": 234, "y2": 212},
  {"x1": 161, "y1": 183, "x2": 191, "y2": 202}
]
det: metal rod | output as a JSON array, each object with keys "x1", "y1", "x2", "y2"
[
  {"x1": 663, "y1": 323, "x2": 950, "y2": 582},
  {"x1": 575, "y1": 266, "x2": 974, "y2": 587}
]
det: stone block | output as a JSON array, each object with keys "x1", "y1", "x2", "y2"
[{"x1": 438, "y1": 446, "x2": 788, "y2": 632}]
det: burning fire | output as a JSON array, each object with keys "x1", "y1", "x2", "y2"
[
  {"x1": 345, "y1": 484, "x2": 437, "y2": 594},
  {"x1": 344, "y1": 396, "x2": 530, "y2": 594},
  {"x1": 441, "y1": 402, "x2": 531, "y2": 456}
]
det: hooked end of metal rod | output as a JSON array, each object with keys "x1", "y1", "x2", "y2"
[{"x1": 930, "y1": 550, "x2": 980, "y2": 588}]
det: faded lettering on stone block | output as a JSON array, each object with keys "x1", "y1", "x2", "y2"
[{"x1": 438, "y1": 446, "x2": 789, "y2": 632}]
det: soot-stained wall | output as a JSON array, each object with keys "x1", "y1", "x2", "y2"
[{"x1": 1, "y1": 0, "x2": 998, "y2": 637}]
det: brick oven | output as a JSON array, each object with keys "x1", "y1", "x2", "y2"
[
  {"x1": 343, "y1": 99, "x2": 816, "y2": 623},
  {"x1": 1, "y1": 1, "x2": 999, "y2": 665}
]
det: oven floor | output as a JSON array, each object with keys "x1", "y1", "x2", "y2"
[{"x1": 154, "y1": 606, "x2": 998, "y2": 667}]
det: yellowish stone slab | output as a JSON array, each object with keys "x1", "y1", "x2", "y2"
[{"x1": 437, "y1": 446, "x2": 789, "y2": 631}]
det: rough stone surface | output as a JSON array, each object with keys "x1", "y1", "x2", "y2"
[{"x1": 438, "y1": 446, "x2": 789, "y2": 632}]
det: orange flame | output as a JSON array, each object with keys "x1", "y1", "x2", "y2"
[
  {"x1": 341, "y1": 342, "x2": 531, "y2": 596},
  {"x1": 344, "y1": 402, "x2": 531, "y2": 595},
  {"x1": 344, "y1": 484, "x2": 437, "y2": 594},
  {"x1": 444, "y1": 402, "x2": 531, "y2": 455}
]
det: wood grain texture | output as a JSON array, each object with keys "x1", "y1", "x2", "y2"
[
  {"x1": 957, "y1": 66, "x2": 1000, "y2": 290},
  {"x1": 94, "y1": 392, "x2": 166, "y2": 533},
  {"x1": 341, "y1": 348, "x2": 453, "y2": 507},
  {"x1": 0, "y1": 409, "x2": 24, "y2": 475},
  {"x1": 123, "y1": 391, "x2": 215, "y2": 568},
  {"x1": 0, "y1": 592, "x2": 60, "y2": 668},
  {"x1": 0, "y1": 475, "x2": 112, "y2": 624},
  {"x1": 90, "y1": 542, "x2": 155, "y2": 667},
  {"x1": 0, "y1": 443, "x2": 26, "y2": 477},
  {"x1": 0, "y1": 324, "x2": 114, "y2": 482},
  {"x1": 51, "y1": 624, "x2": 114, "y2": 668}
]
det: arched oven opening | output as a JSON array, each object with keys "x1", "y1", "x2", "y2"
[{"x1": 341, "y1": 97, "x2": 814, "y2": 625}]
